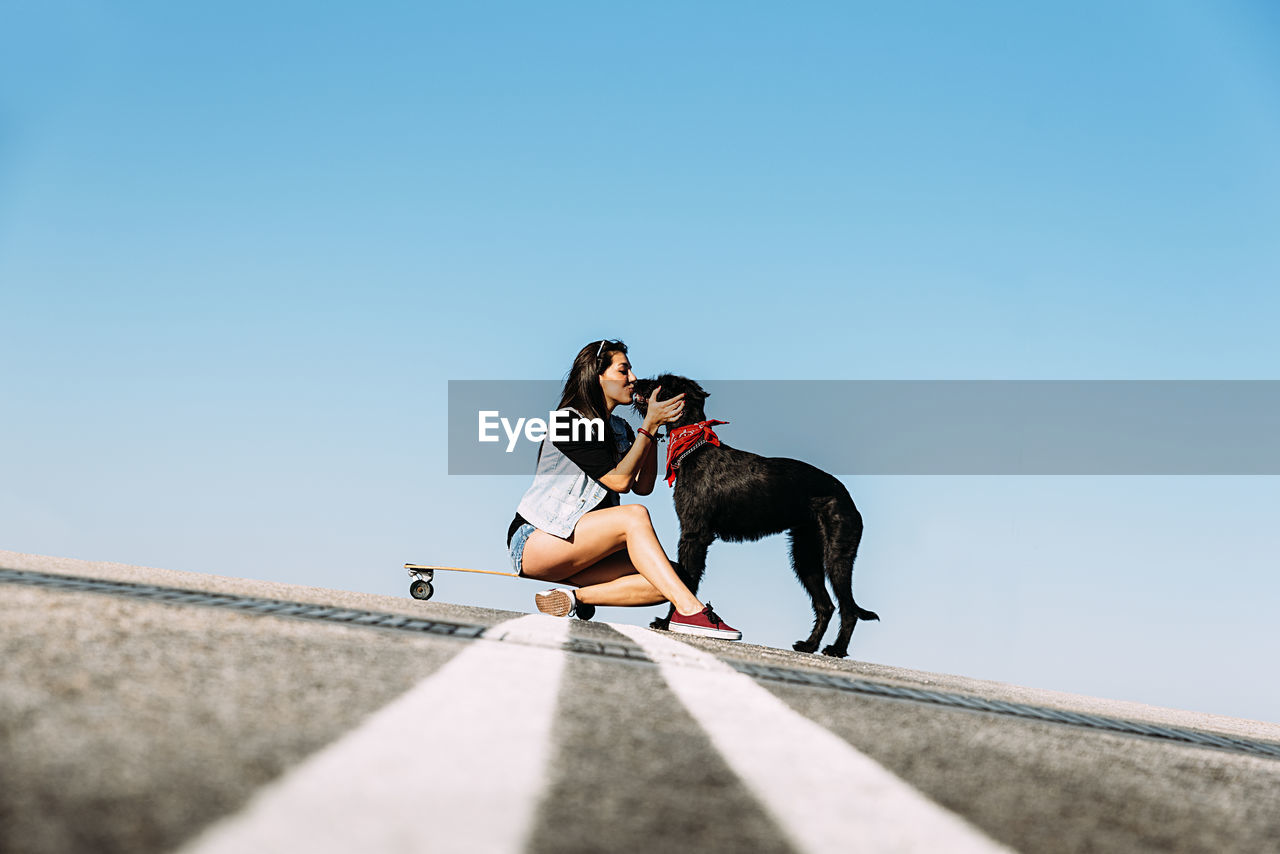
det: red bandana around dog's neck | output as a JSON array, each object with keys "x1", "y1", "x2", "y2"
[{"x1": 665, "y1": 420, "x2": 728, "y2": 485}]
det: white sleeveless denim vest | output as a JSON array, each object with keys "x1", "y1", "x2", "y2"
[{"x1": 516, "y1": 408, "x2": 632, "y2": 539}]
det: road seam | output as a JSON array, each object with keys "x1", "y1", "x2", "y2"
[{"x1": 6, "y1": 567, "x2": 1277, "y2": 761}]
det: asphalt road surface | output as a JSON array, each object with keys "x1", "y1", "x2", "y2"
[{"x1": 2, "y1": 549, "x2": 1278, "y2": 854}]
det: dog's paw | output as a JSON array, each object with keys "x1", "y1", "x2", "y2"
[
  {"x1": 821, "y1": 645, "x2": 849, "y2": 658},
  {"x1": 650, "y1": 616, "x2": 670, "y2": 631},
  {"x1": 792, "y1": 640, "x2": 818, "y2": 653}
]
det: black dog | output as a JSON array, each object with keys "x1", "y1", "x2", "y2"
[{"x1": 633, "y1": 375, "x2": 878, "y2": 657}]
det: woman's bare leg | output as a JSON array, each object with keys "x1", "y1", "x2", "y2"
[
  {"x1": 520, "y1": 505, "x2": 703, "y2": 615},
  {"x1": 575, "y1": 574, "x2": 664, "y2": 607},
  {"x1": 557, "y1": 551, "x2": 666, "y2": 607}
]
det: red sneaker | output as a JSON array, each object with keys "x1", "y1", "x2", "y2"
[{"x1": 667, "y1": 603, "x2": 741, "y2": 640}]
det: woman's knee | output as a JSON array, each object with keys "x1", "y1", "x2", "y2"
[{"x1": 621, "y1": 503, "x2": 652, "y2": 531}]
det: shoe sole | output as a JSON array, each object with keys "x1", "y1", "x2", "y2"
[
  {"x1": 667, "y1": 622, "x2": 742, "y2": 641},
  {"x1": 534, "y1": 589, "x2": 574, "y2": 618}
]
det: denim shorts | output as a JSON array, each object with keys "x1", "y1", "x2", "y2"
[{"x1": 509, "y1": 522, "x2": 537, "y2": 577}]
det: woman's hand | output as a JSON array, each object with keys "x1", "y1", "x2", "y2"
[
  {"x1": 642, "y1": 386, "x2": 686, "y2": 432},
  {"x1": 601, "y1": 387, "x2": 680, "y2": 494}
]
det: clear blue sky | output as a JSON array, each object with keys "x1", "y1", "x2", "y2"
[{"x1": 3, "y1": 2, "x2": 1278, "y2": 721}]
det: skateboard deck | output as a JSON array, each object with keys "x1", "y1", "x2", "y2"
[
  {"x1": 404, "y1": 563, "x2": 518, "y2": 602},
  {"x1": 403, "y1": 562, "x2": 596, "y2": 621}
]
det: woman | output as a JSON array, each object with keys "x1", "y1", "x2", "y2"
[{"x1": 507, "y1": 339, "x2": 740, "y2": 640}]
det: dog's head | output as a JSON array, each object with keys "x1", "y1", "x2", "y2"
[{"x1": 632, "y1": 374, "x2": 711, "y2": 429}]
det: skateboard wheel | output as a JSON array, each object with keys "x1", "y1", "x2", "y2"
[
  {"x1": 409, "y1": 580, "x2": 434, "y2": 601},
  {"x1": 575, "y1": 603, "x2": 596, "y2": 621}
]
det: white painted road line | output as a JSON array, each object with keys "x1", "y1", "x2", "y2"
[
  {"x1": 610, "y1": 624, "x2": 1017, "y2": 854},
  {"x1": 178, "y1": 614, "x2": 571, "y2": 854}
]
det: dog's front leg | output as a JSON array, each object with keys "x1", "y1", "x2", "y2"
[
  {"x1": 677, "y1": 532, "x2": 713, "y2": 593},
  {"x1": 649, "y1": 536, "x2": 712, "y2": 631},
  {"x1": 649, "y1": 558, "x2": 694, "y2": 630}
]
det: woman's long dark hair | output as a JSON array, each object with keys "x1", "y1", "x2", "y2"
[{"x1": 557, "y1": 339, "x2": 627, "y2": 424}]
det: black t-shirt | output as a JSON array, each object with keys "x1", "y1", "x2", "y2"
[{"x1": 507, "y1": 413, "x2": 634, "y2": 546}]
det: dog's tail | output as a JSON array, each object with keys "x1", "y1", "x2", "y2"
[{"x1": 855, "y1": 605, "x2": 880, "y2": 622}]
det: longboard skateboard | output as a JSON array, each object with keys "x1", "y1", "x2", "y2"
[
  {"x1": 403, "y1": 563, "x2": 596, "y2": 621},
  {"x1": 404, "y1": 563, "x2": 517, "y2": 602}
]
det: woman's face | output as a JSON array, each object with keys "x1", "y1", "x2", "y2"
[{"x1": 598, "y1": 351, "x2": 637, "y2": 409}]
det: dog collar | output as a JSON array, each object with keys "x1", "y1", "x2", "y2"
[{"x1": 665, "y1": 420, "x2": 728, "y2": 485}]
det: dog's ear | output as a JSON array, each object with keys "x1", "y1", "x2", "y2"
[{"x1": 692, "y1": 381, "x2": 710, "y2": 400}]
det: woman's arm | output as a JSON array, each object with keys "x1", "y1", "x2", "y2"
[
  {"x1": 597, "y1": 392, "x2": 683, "y2": 493},
  {"x1": 631, "y1": 431, "x2": 658, "y2": 495},
  {"x1": 597, "y1": 429, "x2": 656, "y2": 493}
]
